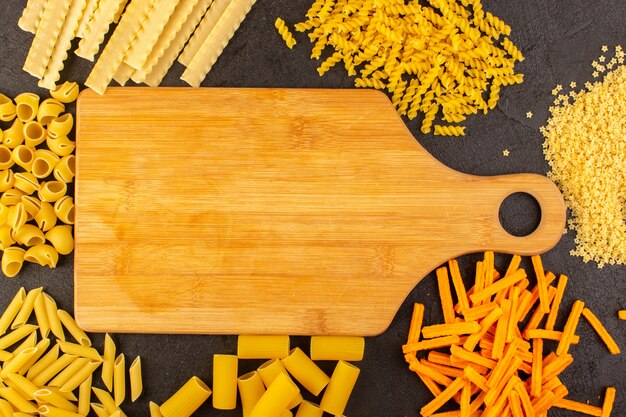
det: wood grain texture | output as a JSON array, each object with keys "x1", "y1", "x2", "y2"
[{"x1": 75, "y1": 88, "x2": 566, "y2": 335}]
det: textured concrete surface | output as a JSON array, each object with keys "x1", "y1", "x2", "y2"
[{"x1": 0, "y1": 0, "x2": 624, "y2": 416}]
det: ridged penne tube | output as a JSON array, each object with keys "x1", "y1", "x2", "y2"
[
  {"x1": 58, "y1": 340, "x2": 101, "y2": 361},
  {"x1": 27, "y1": 343, "x2": 59, "y2": 379},
  {"x1": 31, "y1": 354, "x2": 77, "y2": 386},
  {"x1": 4, "y1": 119, "x2": 25, "y2": 148},
  {"x1": 5, "y1": 373, "x2": 40, "y2": 400},
  {"x1": 0, "y1": 171, "x2": 15, "y2": 193},
  {"x1": 295, "y1": 401, "x2": 323, "y2": 417},
  {"x1": 0, "y1": 146, "x2": 14, "y2": 170},
  {"x1": 18, "y1": 0, "x2": 47, "y2": 33},
  {"x1": 0, "y1": 347, "x2": 38, "y2": 378},
  {"x1": 101, "y1": 334, "x2": 115, "y2": 391},
  {"x1": 38, "y1": 404, "x2": 83, "y2": 417},
  {"x1": 113, "y1": 354, "x2": 125, "y2": 405},
  {"x1": 92, "y1": 388, "x2": 117, "y2": 414},
  {"x1": 178, "y1": 0, "x2": 230, "y2": 67},
  {"x1": 19, "y1": 337, "x2": 51, "y2": 373},
  {"x1": 12, "y1": 287, "x2": 42, "y2": 329},
  {"x1": 49, "y1": 357, "x2": 90, "y2": 388},
  {"x1": 78, "y1": 374, "x2": 92, "y2": 416},
  {"x1": 0, "y1": 94, "x2": 16, "y2": 122},
  {"x1": 212, "y1": 354, "x2": 237, "y2": 409},
  {"x1": 7, "y1": 203, "x2": 28, "y2": 231},
  {"x1": 257, "y1": 359, "x2": 302, "y2": 408},
  {"x1": 14, "y1": 224, "x2": 45, "y2": 247},
  {"x1": 53, "y1": 155, "x2": 75, "y2": 184},
  {"x1": 160, "y1": 376, "x2": 211, "y2": 417},
  {"x1": 238, "y1": 371, "x2": 265, "y2": 417},
  {"x1": 54, "y1": 196, "x2": 74, "y2": 224},
  {"x1": 238, "y1": 335, "x2": 290, "y2": 359},
  {"x1": 47, "y1": 387, "x2": 78, "y2": 402},
  {"x1": 129, "y1": 356, "x2": 142, "y2": 402},
  {"x1": 319, "y1": 361, "x2": 360, "y2": 416},
  {"x1": 46, "y1": 136, "x2": 75, "y2": 157},
  {"x1": 50, "y1": 82, "x2": 80, "y2": 104},
  {"x1": 1, "y1": 189, "x2": 25, "y2": 206},
  {"x1": 281, "y1": 348, "x2": 329, "y2": 396},
  {"x1": 57, "y1": 310, "x2": 90, "y2": 346},
  {"x1": 0, "y1": 288, "x2": 25, "y2": 334},
  {"x1": 8, "y1": 329, "x2": 37, "y2": 358},
  {"x1": 34, "y1": 388, "x2": 78, "y2": 412},
  {"x1": 37, "y1": 98, "x2": 65, "y2": 126},
  {"x1": 39, "y1": 181, "x2": 67, "y2": 203},
  {"x1": 47, "y1": 114, "x2": 73, "y2": 139},
  {"x1": 0, "y1": 387, "x2": 38, "y2": 413},
  {"x1": 32, "y1": 292, "x2": 50, "y2": 338},
  {"x1": 14, "y1": 93, "x2": 39, "y2": 123},
  {"x1": 45, "y1": 225, "x2": 74, "y2": 255},
  {"x1": 23, "y1": 121, "x2": 46, "y2": 147},
  {"x1": 76, "y1": 0, "x2": 128, "y2": 61},
  {"x1": 60, "y1": 360, "x2": 101, "y2": 393},
  {"x1": 33, "y1": 149, "x2": 61, "y2": 178},
  {"x1": 24, "y1": 244, "x2": 59, "y2": 268},
  {"x1": 0, "y1": 399, "x2": 12, "y2": 417},
  {"x1": 249, "y1": 373, "x2": 300, "y2": 417},
  {"x1": 22, "y1": 196, "x2": 42, "y2": 217},
  {"x1": 35, "y1": 202, "x2": 57, "y2": 232},
  {"x1": 43, "y1": 294, "x2": 64, "y2": 340},
  {"x1": 90, "y1": 403, "x2": 109, "y2": 417},
  {"x1": 149, "y1": 401, "x2": 162, "y2": 417},
  {"x1": 14, "y1": 172, "x2": 40, "y2": 194},
  {"x1": 12, "y1": 145, "x2": 34, "y2": 171}
]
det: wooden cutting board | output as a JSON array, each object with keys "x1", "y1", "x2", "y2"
[{"x1": 75, "y1": 88, "x2": 565, "y2": 336}]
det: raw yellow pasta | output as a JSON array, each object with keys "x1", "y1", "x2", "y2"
[
  {"x1": 57, "y1": 340, "x2": 101, "y2": 361},
  {"x1": 250, "y1": 372, "x2": 300, "y2": 417},
  {"x1": 319, "y1": 360, "x2": 360, "y2": 416},
  {"x1": 76, "y1": 0, "x2": 128, "y2": 61},
  {"x1": 39, "y1": 181, "x2": 67, "y2": 203},
  {"x1": 27, "y1": 344, "x2": 59, "y2": 380},
  {"x1": 92, "y1": 387, "x2": 117, "y2": 414},
  {"x1": 49, "y1": 357, "x2": 91, "y2": 388},
  {"x1": 0, "y1": 287, "x2": 25, "y2": 334},
  {"x1": 33, "y1": 293, "x2": 50, "y2": 339},
  {"x1": 31, "y1": 354, "x2": 76, "y2": 386},
  {"x1": 5, "y1": 373, "x2": 39, "y2": 400},
  {"x1": 60, "y1": 360, "x2": 101, "y2": 393},
  {"x1": 275, "y1": 18, "x2": 296, "y2": 49},
  {"x1": 257, "y1": 359, "x2": 302, "y2": 408},
  {"x1": 149, "y1": 401, "x2": 163, "y2": 417},
  {"x1": 22, "y1": 121, "x2": 46, "y2": 147},
  {"x1": 77, "y1": 374, "x2": 92, "y2": 416},
  {"x1": 76, "y1": 0, "x2": 99, "y2": 38},
  {"x1": 34, "y1": 389, "x2": 78, "y2": 411},
  {"x1": 0, "y1": 347, "x2": 38, "y2": 378},
  {"x1": 102, "y1": 334, "x2": 115, "y2": 391},
  {"x1": 24, "y1": 244, "x2": 59, "y2": 268},
  {"x1": 0, "y1": 202, "x2": 9, "y2": 223},
  {"x1": 37, "y1": 98, "x2": 65, "y2": 126},
  {"x1": 12, "y1": 145, "x2": 35, "y2": 171},
  {"x1": 238, "y1": 371, "x2": 265, "y2": 417},
  {"x1": 14, "y1": 224, "x2": 45, "y2": 247},
  {"x1": 32, "y1": 149, "x2": 60, "y2": 179},
  {"x1": 8, "y1": 330, "x2": 37, "y2": 357},
  {"x1": 91, "y1": 403, "x2": 110, "y2": 417},
  {"x1": 50, "y1": 83, "x2": 80, "y2": 104},
  {"x1": 18, "y1": 0, "x2": 48, "y2": 33},
  {"x1": 113, "y1": 62, "x2": 135, "y2": 86},
  {"x1": 35, "y1": 202, "x2": 57, "y2": 232},
  {"x1": 14, "y1": 172, "x2": 40, "y2": 195},
  {"x1": 0, "y1": 94, "x2": 16, "y2": 122},
  {"x1": 47, "y1": 114, "x2": 73, "y2": 139},
  {"x1": 38, "y1": 404, "x2": 82, "y2": 417},
  {"x1": 0, "y1": 146, "x2": 14, "y2": 170},
  {"x1": 57, "y1": 310, "x2": 91, "y2": 346},
  {"x1": 237, "y1": 335, "x2": 290, "y2": 359},
  {"x1": 52, "y1": 155, "x2": 75, "y2": 184},
  {"x1": 114, "y1": 354, "x2": 125, "y2": 405},
  {"x1": 281, "y1": 348, "x2": 329, "y2": 396},
  {"x1": 54, "y1": 196, "x2": 74, "y2": 224},
  {"x1": 1, "y1": 189, "x2": 25, "y2": 206},
  {"x1": 310, "y1": 336, "x2": 365, "y2": 361},
  {"x1": 129, "y1": 356, "x2": 142, "y2": 402},
  {"x1": 178, "y1": 0, "x2": 231, "y2": 67},
  {"x1": 4, "y1": 119, "x2": 25, "y2": 148},
  {"x1": 0, "y1": 171, "x2": 15, "y2": 193},
  {"x1": 295, "y1": 401, "x2": 323, "y2": 417},
  {"x1": 212, "y1": 354, "x2": 238, "y2": 409},
  {"x1": 0, "y1": 386, "x2": 38, "y2": 413},
  {"x1": 19, "y1": 337, "x2": 51, "y2": 372},
  {"x1": 45, "y1": 225, "x2": 74, "y2": 255},
  {"x1": 14, "y1": 93, "x2": 39, "y2": 123},
  {"x1": 7, "y1": 203, "x2": 28, "y2": 231},
  {"x1": 46, "y1": 136, "x2": 76, "y2": 158},
  {"x1": 159, "y1": 376, "x2": 211, "y2": 417},
  {"x1": 12, "y1": 287, "x2": 42, "y2": 329}
]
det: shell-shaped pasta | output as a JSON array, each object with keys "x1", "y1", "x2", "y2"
[
  {"x1": 32, "y1": 150, "x2": 60, "y2": 179},
  {"x1": 2, "y1": 246, "x2": 26, "y2": 277},
  {"x1": 38, "y1": 181, "x2": 67, "y2": 203},
  {"x1": 0, "y1": 204, "x2": 9, "y2": 225},
  {"x1": 14, "y1": 93, "x2": 40, "y2": 123},
  {"x1": 53, "y1": 155, "x2": 75, "y2": 183},
  {"x1": 46, "y1": 136, "x2": 76, "y2": 157},
  {"x1": 0, "y1": 225, "x2": 15, "y2": 250},
  {"x1": 14, "y1": 224, "x2": 45, "y2": 246},
  {"x1": 37, "y1": 98, "x2": 65, "y2": 126},
  {"x1": 45, "y1": 225, "x2": 73, "y2": 255},
  {"x1": 23, "y1": 121, "x2": 47, "y2": 147},
  {"x1": 47, "y1": 114, "x2": 73, "y2": 138},
  {"x1": 14, "y1": 172, "x2": 40, "y2": 195},
  {"x1": 50, "y1": 82, "x2": 80, "y2": 103},
  {"x1": 22, "y1": 196, "x2": 42, "y2": 217},
  {"x1": 4, "y1": 119, "x2": 25, "y2": 148},
  {"x1": 24, "y1": 244, "x2": 58, "y2": 268},
  {"x1": 34, "y1": 202, "x2": 57, "y2": 232},
  {"x1": 0, "y1": 146, "x2": 14, "y2": 170},
  {"x1": 0, "y1": 170, "x2": 14, "y2": 193},
  {"x1": 12, "y1": 145, "x2": 35, "y2": 171},
  {"x1": 0, "y1": 94, "x2": 16, "y2": 122},
  {"x1": 7, "y1": 203, "x2": 27, "y2": 231},
  {"x1": 54, "y1": 196, "x2": 74, "y2": 225},
  {"x1": 1, "y1": 188, "x2": 24, "y2": 206}
]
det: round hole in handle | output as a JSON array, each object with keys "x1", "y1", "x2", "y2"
[{"x1": 498, "y1": 192, "x2": 541, "y2": 237}]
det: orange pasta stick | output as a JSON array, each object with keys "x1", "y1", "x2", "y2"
[
  {"x1": 545, "y1": 274, "x2": 568, "y2": 330},
  {"x1": 437, "y1": 267, "x2": 456, "y2": 324},
  {"x1": 554, "y1": 399, "x2": 602, "y2": 416},
  {"x1": 492, "y1": 299, "x2": 511, "y2": 360},
  {"x1": 464, "y1": 308, "x2": 502, "y2": 351},
  {"x1": 409, "y1": 360, "x2": 454, "y2": 386},
  {"x1": 541, "y1": 354, "x2": 573, "y2": 383},
  {"x1": 556, "y1": 300, "x2": 585, "y2": 356},
  {"x1": 484, "y1": 251, "x2": 495, "y2": 287},
  {"x1": 487, "y1": 338, "x2": 521, "y2": 388},
  {"x1": 450, "y1": 345, "x2": 496, "y2": 369},
  {"x1": 415, "y1": 371, "x2": 444, "y2": 398},
  {"x1": 542, "y1": 376, "x2": 562, "y2": 392},
  {"x1": 408, "y1": 303, "x2": 426, "y2": 344},
  {"x1": 403, "y1": 335, "x2": 461, "y2": 353},
  {"x1": 449, "y1": 260, "x2": 470, "y2": 313},
  {"x1": 485, "y1": 375, "x2": 521, "y2": 417},
  {"x1": 600, "y1": 387, "x2": 615, "y2": 417},
  {"x1": 485, "y1": 357, "x2": 522, "y2": 406},
  {"x1": 514, "y1": 382, "x2": 535, "y2": 417},
  {"x1": 460, "y1": 379, "x2": 471, "y2": 417},
  {"x1": 531, "y1": 255, "x2": 550, "y2": 313},
  {"x1": 523, "y1": 286, "x2": 557, "y2": 334},
  {"x1": 462, "y1": 302, "x2": 498, "y2": 322},
  {"x1": 507, "y1": 286, "x2": 520, "y2": 343},
  {"x1": 449, "y1": 357, "x2": 489, "y2": 375},
  {"x1": 505, "y1": 254, "x2": 521, "y2": 277},
  {"x1": 525, "y1": 329, "x2": 580, "y2": 344},
  {"x1": 509, "y1": 390, "x2": 524, "y2": 417},
  {"x1": 422, "y1": 322, "x2": 481, "y2": 339},
  {"x1": 581, "y1": 308, "x2": 621, "y2": 354},
  {"x1": 474, "y1": 261, "x2": 484, "y2": 294},
  {"x1": 519, "y1": 360, "x2": 532, "y2": 375},
  {"x1": 470, "y1": 269, "x2": 526, "y2": 304},
  {"x1": 420, "y1": 359, "x2": 465, "y2": 379},
  {"x1": 463, "y1": 366, "x2": 488, "y2": 391},
  {"x1": 531, "y1": 338, "x2": 543, "y2": 397},
  {"x1": 420, "y1": 376, "x2": 465, "y2": 417},
  {"x1": 553, "y1": 384, "x2": 569, "y2": 403},
  {"x1": 532, "y1": 391, "x2": 556, "y2": 414},
  {"x1": 619, "y1": 310, "x2": 626, "y2": 320},
  {"x1": 516, "y1": 290, "x2": 533, "y2": 322},
  {"x1": 428, "y1": 352, "x2": 455, "y2": 367}
]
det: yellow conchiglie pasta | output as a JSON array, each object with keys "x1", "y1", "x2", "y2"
[
  {"x1": 34, "y1": 202, "x2": 56, "y2": 232},
  {"x1": 37, "y1": 98, "x2": 64, "y2": 126},
  {"x1": 21, "y1": 196, "x2": 42, "y2": 217},
  {"x1": 24, "y1": 244, "x2": 58, "y2": 268},
  {"x1": 0, "y1": 170, "x2": 14, "y2": 193},
  {"x1": 47, "y1": 114, "x2": 73, "y2": 138},
  {"x1": 0, "y1": 225, "x2": 15, "y2": 250},
  {"x1": 53, "y1": 155, "x2": 74, "y2": 183},
  {"x1": 2, "y1": 246, "x2": 26, "y2": 277},
  {"x1": 44, "y1": 225, "x2": 73, "y2": 255},
  {"x1": 1, "y1": 188, "x2": 24, "y2": 206},
  {"x1": 54, "y1": 196, "x2": 74, "y2": 224},
  {"x1": 14, "y1": 93, "x2": 39, "y2": 123},
  {"x1": 12, "y1": 145, "x2": 35, "y2": 171},
  {"x1": 38, "y1": 181, "x2": 67, "y2": 203},
  {"x1": 0, "y1": 204, "x2": 8, "y2": 225},
  {"x1": 14, "y1": 172, "x2": 40, "y2": 195},
  {"x1": 0, "y1": 94, "x2": 16, "y2": 122},
  {"x1": 0, "y1": 146, "x2": 14, "y2": 170},
  {"x1": 32, "y1": 150, "x2": 60, "y2": 179},
  {"x1": 4, "y1": 119, "x2": 24, "y2": 148},
  {"x1": 23, "y1": 121, "x2": 46, "y2": 147},
  {"x1": 50, "y1": 82, "x2": 79, "y2": 104},
  {"x1": 46, "y1": 136, "x2": 75, "y2": 157},
  {"x1": 14, "y1": 224, "x2": 45, "y2": 247},
  {"x1": 7, "y1": 203, "x2": 27, "y2": 231}
]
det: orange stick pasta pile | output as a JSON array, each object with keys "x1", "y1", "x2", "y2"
[{"x1": 402, "y1": 252, "x2": 620, "y2": 417}]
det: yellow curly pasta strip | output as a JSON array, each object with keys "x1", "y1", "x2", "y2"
[
  {"x1": 76, "y1": 0, "x2": 127, "y2": 61},
  {"x1": 275, "y1": 18, "x2": 296, "y2": 49},
  {"x1": 421, "y1": 103, "x2": 439, "y2": 133},
  {"x1": 75, "y1": 0, "x2": 100, "y2": 38},
  {"x1": 178, "y1": 0, "x2": 230, "y2": 67},
  {"x1": 112, "y1": 62, "x2": 135, "y2": 86},
  {"x1": 433, "y1": 124, "x2": 465, "y2": 136},
  {"x1": 18, "y1": 0, "x2": 48, "y2": 34}
]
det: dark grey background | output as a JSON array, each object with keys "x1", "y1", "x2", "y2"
[{"x1": 0, "y1": 0, "x2": 624, "y2": 416}]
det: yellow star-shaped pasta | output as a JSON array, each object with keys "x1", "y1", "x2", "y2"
[
  {"x1": 569, "y1": 82, "x2": 576, "y2": 88},
  {"x1": 601, "y1": 45, "x2": 608, "y2": 52},
  {"x1": 526, "y1": 111, "x2": 533, "y2": 118},
  {"x1": 502, "y1": 149, "x2": 510, "y2": 157},
  {"x1": 599, "y1": 55, "x2": 606, "y2": 62},
  {"x1": 593, "y1": 71, "x2": 599, "y2": 78}
]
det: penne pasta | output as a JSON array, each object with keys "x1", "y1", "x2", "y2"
[
  {"x1": 19, "y1": 337, "x2": 51, "y2": 373},
  {"x1": 78, "y1": 374, "x2": 92, "y2": 416},
  {"x1": 0, "y1": 387, "x2": 38, "y2": 413},
  {"x1": 295, "y1": 401, "x2": 323, "y2": 417},
  {"x1": 90, "y1": 403, "x2": 110, "y2": 417},
  {"x1": 212, "y1": 354, "x2": 237, "y2": 409},
  {"x1": 12, "y1": 287, "x2": 43, "y2": 329},
  {"x1": 60, "y1": 360, "x2": 101, "y2": 393},
  {"x1": 237, "y1": 335, "x2": 290, "y2": 359},
  {"x1": 159, "y1": 376, "x2": 211, "y2": 417},
  {"x1": 32, "y1": 292, "x2": 50, "y2": 339},
  {"x1": 57, "y1": 340, "x2": 101, "y2": 361},
  {"x1": 129, "y1": 356, "x2": 142, "y2": 402},
  {"x1": 5, "y1": 373, "x2": 39, "y2": 401},
  {"x1": 101, "y1": 334, "x2": 115, "y2": 391},
  {"x1": 281, "y1": 348, "x2": 329, "y2": 396},
  {"x1": 238, "y1": 371, "x2": 265, "y2": 417},
  {"x1": 31, "y1": 354, "x2": 77, "y2": 386},
  {"x1": 149, "y1": 401, "x2": 163, "y2": 417},
  {"x1": 249, "y1": 373, "x2": 300, "y2": 417},
  {"x1": 113, "y1": 354, "x2": 125, "y2": 405},
  {"x1": 49, "y1": 357, "x2": 90, "y2": 388},
  {"x1": 34, "y1": 388, "x2": 78, "y2": 412},
  {"x1": 0, "y1": 347, "x2": 38, "y2": 378},
  {"x1": 92, "y1": 388, "x2": 117, "y2": 414},
  {"x1": 0, "y1": 287, "x2": 26, "y2": 335},
  {"x1": 178, "y1": 0, "x2": 230, "y2": 67},
  {"x1": 38, "y1": 404, "x2": 82, "y2": 417},
  {"x1": 0, "y1": 324, "x2": 38, "y2": 350},
  {"x1": 0, "y1": 399, "x2": 12, "y2": 417},
  {"x1": 319, "y1": 361, "x2": 360, "y2": 416},
  {"x1": 44, "y1": 294, "x2": 64, "y2": 341},
  {"x1": 257, "y1": 359, "x2": 302, "y2": 409},
  {"x1": 57, "y1": 310, "x2": 90, "y2": 346},
  {"x1": 27, "y1": 344, "x2": 59, "y2": 379}
]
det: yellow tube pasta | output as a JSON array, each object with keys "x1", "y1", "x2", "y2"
[
  {"x1": 12, "y1": 145, "x2": 34, "y2": 171},
  {"x1": 23, "y1": 121, "x2": 46, "y2": 147},
  {"x1": 0, "y1": 146, "x2": 13, "y2": 170},
  {"x1": 38, "y1": 404, "x2": 82, "y2": 417},
  {"x1": 24, "y1": 244, "x2": 59, "y2": 268},
  {"x1": 32, "y1": 292, "x2": 50, "y2": 339},
  {"x1": 281, "y1": 348, "x2": 329, "y2": 396},
  {"x1": 238, "y1": 371, "x2": 265, "y2": 417},
  {"x1": 8, "y1": 330, "x2": 36, "y2": 357},
  {"x1": 33, "y1": 149, "x2": 60, "y2": 178},
  {"x1": 92, "y1": 387, "x2": 117, "y2": 414},
  {"x1": 19, "y1": 337, "x2": 51, "y2": 373},
  {"x1": 49, "y1": 357, "x2": 91, "y2": 388},
  {"x1": 45, "y1": 225, "x2": 74, "y2": 256},
  {"x1": 0, "y1": 347, "x2": 38, "y2": 378},
  {"x1": 0, "y1": 287, "x2": 25, "y2": 334},
  {"x1": 58, "y1": 340, "x2": 101, "y2": 361},
  {"x1": 14, "y1": 93, "x2": 39, "y2": 123},
  {"x1": 54, "y1": 196, "x2": 74, "y2": 224},
  {"x1": 0, "y1": 94, "x2": 16, "y2": 122},
  {"x1": 60, "y1": 360, "x2": 101, "y2": 393},
  {"x1": 38, "y1": 181, "x2": 67, "y2": 202},
  {"x1": 129, "y1": 356, "x2": 142, "y2": 402},
  {"x1": 31, "y1": 354, "x2": 77, "y2": 386},
  {"x1": 13, "y1": 287, "x2": 42, "y2": 329},
  {"x1": 50, "y1": 82, "x2": 80, "y2": 104},
  {"x1": 44, "y1": 294, "x2": 64, "y2": 340},
  {"x1": 238, "y1": 335, "x2": 290, "y2": 359},
  {"x1": 0, "y1": 399, "x2": 12, "y2": 417},
  {"x1": 78, "y1": 374, "x2": 92, "y2": 416},
  {"x1": 319, "y1": 361, "x2": 360, "y2": 416},
  {"x1": 5, "y1": 373, "x2": 39, "y2": 400},
  {"x1": 53, "y1": 155, "x2": 75, "y2": 183},
  {"x1": 37, "y1": 98, "x2": 65, "y2": 126},
  {"x1": 0, "y1": 387, "x2": 38, "y2": 413},
  {"x1": 159, "y1": 376, "x2": 211, "y2": 417},
  {"x1": 295, "y1": 401, "x2": 323, "y2": 417},
  {"x1": 149, "y1": 401, "x2": 163, "y2": 417},
  {"x1": 34, "y1": 388, "x2": 78, "y2": 412},
  {"x1": 26, "y1": 344, "x2": 59, "y2": 379},
  {"x1": 90, "y1": 403, "x2": 110, "y2": 417},
  {"x1": 47, "y1": 114, "x2": 73, "y2": 139},
  {"x1": 46, "y1": 136, "x2": 75, "y2": 157},
  {"x1": 57, "y1": 309, "x2": 90, "y2": 346},
  {"x1": 257, "y1": 359, "x2": 302, "y2": 408},
  {"x1": 212, "y1": 354, "x2": 238, "y2": 410},
  {"x1": 102, "y1": 333, "x2": 115, "y2": 391},
  {"x1": 35, "y1": 202, "x2": 57, "y2": 232},
  {"x1": 249, "y1": 373, "x2": 300, "y2": 417},
  {"x1": 114, "y1": 354, "x2": 125, "y2": 405},
  {"x1": 4, "y1": 119, "x2": 25, "y2": 148}
]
